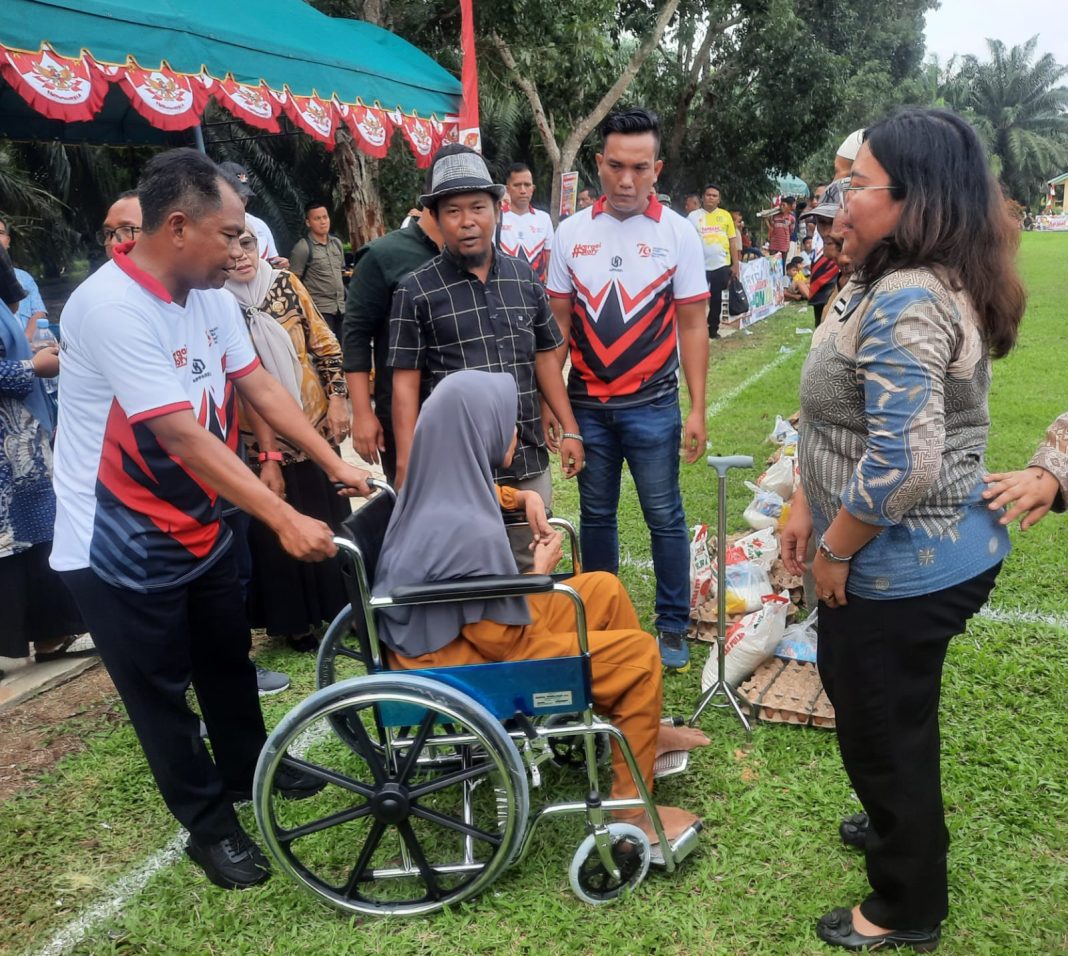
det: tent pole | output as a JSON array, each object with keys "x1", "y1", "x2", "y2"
[{"x1": 193, "y1": 124, "x2": 207, "y2": 154}]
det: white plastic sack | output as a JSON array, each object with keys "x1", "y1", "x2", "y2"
[
  {"x1": 775, "y1": 610, "x2": 818, "y2": 664},
  {"x1": 724, "y1": 561, "x2": 772, "y2": 614},
  {"x1": 702, "y1": 592, "x2": 791, "y2": 689},
  {"x1": 689, "y1": 524, "x2": 713, "y2": 611},
  {"x1": 757, "y1": 455, "x2": 798, "y2": 500},
  {"x1": 768, "y1": 415, "x2": 799, "y2": 447},
  {"x1": 743, "y1": 481, "x2": 785, "y2": 531},
  {"x1": 719, "y1": 529, "x2": 780, "y2": 573}
]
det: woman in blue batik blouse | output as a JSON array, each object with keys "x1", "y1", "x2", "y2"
[
  {"x1": 781, "y1": 108, "x2": 1026, "y2": 952},
  {"x1": 0, "y1": 249, "x2": 87, "y2": 665}
]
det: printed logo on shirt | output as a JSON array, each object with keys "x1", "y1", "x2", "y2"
[
  {"x1": 637, "y1": 243, "x2": 651, "y2": 258},
  {"x1": 572, "y1": 243, "x2": 602, "y2": 257},
  {"x1": 610, "y1": 255, "x2": 623, "y2": 269},
  {"x1": 173, "y1": 347, "x2": 187, "y2": 368}
]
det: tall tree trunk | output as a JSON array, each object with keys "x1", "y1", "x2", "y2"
[
  {"x1": 663, "y1": 14, "x2": 744, "y2": 189},
  {"x1": 334, "y1": 129, "x2": 385, "y2": 249},
  {"x1": 331, "y1": 0, "x2": 386, "y2": 249},
  {"x1": 491, "y1": 0, "x2": 683, "y2": 226}
]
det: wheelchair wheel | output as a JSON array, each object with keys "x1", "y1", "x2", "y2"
[
  {"x1": 315, "y1": 605, "x2": 375, "y2": 753},
  {"x1": 544, "y1": 713, "x2": 611, "y2": 771},
  {"x1": 255, "y1": 673, "x2": 529, "y2": 916},
  {"x1": 568, "y1": 823, "x2": 651, "y2": 905},
  {"x1": 316, "y1": 604, "x2": 368, "y2": 689}
]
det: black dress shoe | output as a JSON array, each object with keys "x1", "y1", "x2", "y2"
[
  {"x1": 840, "y1": 812, "x2": 869, "y2": 848},
  {"x1": 227, "y1": 764, "x2": 327, "y2": 803},
  {"x1": 186, "y1": 826, "x2": 270, "y2": 890},
  {"x1": 817, "y1": 908, "x2": 940, "y2": 952}
]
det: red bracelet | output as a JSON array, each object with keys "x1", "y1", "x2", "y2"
[{"x1": 258, "y1": 451, "x2": 283, "y2": 463}]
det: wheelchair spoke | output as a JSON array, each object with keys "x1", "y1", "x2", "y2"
[
  {"x1": 408, "y1": 804, "x2": 503, "y2": 847},
  {"x1": 340, "y1": 820, "x2": 386, "y2": 898},
  {"x1": 396, "y1": 711, "x2": 437, "y2": 783},
  {"x1": 397, "y1": 819, "x2": 442, "y2": 901},
  {"x1": 279, "y1": 802, "x2": 374, "y2": 843},
  {"x1": 278, "y1": 754, "x2": 376, "y2": 798},
  {"x1": 346, "y1": 709, "x2": 388, "y2": 784},
  {"x1": 407, "y1": 762, "x2": 497, "y2": 800}
]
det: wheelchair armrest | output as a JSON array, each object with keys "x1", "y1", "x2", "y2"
[
  {"x1": 501, "y1": 507, "x2": 554, "y2": 526},
  {"x1": 387, "y1": 574, "x2": 555, "y2": 605}
]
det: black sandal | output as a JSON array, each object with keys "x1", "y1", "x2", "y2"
[
  {"x1": 34, "y1": 634, "x2": 98, "y2": 664},
  {"x1": 817, "y1": 907, "x2": 940, "y2": 952},
  {"x1": 839, "y1": 812, "x2": 869, "y2": 848}
]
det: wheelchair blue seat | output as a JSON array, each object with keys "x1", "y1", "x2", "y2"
[{"x1": 379, "y1": 656, "x2": 594, "y2": 726}]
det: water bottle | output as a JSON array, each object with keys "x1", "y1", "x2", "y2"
[{"x1": 30, "y1": 318, "x2": 59, "y2": 395}]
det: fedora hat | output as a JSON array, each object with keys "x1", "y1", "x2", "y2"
[{"x1": 419, "y1": 147, "x2": 506, "y2": 207}]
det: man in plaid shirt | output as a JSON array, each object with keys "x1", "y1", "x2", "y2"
[{"x1": 388, "y1": 145, "x2": 583, "y2": 567}]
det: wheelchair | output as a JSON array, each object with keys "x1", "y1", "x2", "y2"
[{"x1": 253, "y1": 480, "x2": 702, "y2": 916}]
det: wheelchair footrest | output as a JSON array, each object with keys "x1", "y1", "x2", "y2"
[
  {"x1": 653, "y1": 748, "x2": 690, "y2": 780},
  {"x1": 650, "y1": 821, "x2": 703, "y2": 869}
]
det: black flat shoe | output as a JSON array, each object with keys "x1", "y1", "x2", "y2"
[
  {"x1": 34, "y1": 634, "x2": 98, "y2": 663},
  {"x1": 817, "y1": 908, "x2": 940, "y2": 952},
  {"x1": 840, "y1": 812, "x2": 869, "y2": 848}
]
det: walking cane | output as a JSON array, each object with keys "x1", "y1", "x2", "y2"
[{"x1": 690, "y1": 454, "x2": 754, "y2": 737}]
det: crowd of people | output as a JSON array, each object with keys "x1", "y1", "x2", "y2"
[{"x1": 1, "y1": 102, "x2": 1065, "y2": 952}]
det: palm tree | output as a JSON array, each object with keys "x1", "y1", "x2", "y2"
[{"x1": 963, "y1": 36, "x2": 1068, "y2": 204}]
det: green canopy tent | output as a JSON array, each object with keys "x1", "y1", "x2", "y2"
[{"x1": 0, "y1": 0, "x2": 462, "y2": 164}]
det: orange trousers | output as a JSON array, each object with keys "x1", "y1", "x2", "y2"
[{"x1": 391, "y1": 572, "x2": 663, "y2": 799}]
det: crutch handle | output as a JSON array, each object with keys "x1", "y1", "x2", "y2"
[{"x1": 706, "y1": 455, "x2": 754, "y2": 476}]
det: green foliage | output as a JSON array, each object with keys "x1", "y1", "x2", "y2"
[{"x1": 960, "y1": 37, "x2": 1068, "y2": 205}]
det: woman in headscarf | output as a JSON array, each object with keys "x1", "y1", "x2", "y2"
[
  {"x1": 0, "y1": 248, "x2": 88, "y2": 664},
  {"x1": 225, "y1": 226, "x2": 350, "y2": 653},
  {"x1": 781, "y1": 108, "x2": 1026, "y2": 952},
  {"x1": 374, "y1": 370, "x2": 707, "y2": 846}
]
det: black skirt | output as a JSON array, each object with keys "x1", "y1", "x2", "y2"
[
  {"x1": 245, "y1": 459, "x2": 351, "y2": 637},
  {"x1": 0, "y1": 541, "x2": 85, "y2": 657}
]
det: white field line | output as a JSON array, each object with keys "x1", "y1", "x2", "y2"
[
  {"x1": 29, "y1": 835, "x2": 188, "y2": 956},
  {"x1": 28, "y1": 720, "x2": 331, "y2": 956},
  {"x1": 706, "y1": 347, "x2": 798, "y2": 420},
  {"x1": 978, "y1": 605, "x2": 1068, "y2": 631}
]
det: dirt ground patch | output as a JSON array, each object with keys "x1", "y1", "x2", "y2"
[
  {"x1": 0, "y1": 664, "x2": 120, "y2": 803},
  {"x1": 0, "y1": 631, "x2": 277, "y2": 804}
]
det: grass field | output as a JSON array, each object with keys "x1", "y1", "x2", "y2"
[{"x1": 4, "y1": 234, "x2": 1067, "y2": 955}]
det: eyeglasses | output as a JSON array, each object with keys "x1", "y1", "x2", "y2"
[
  {"x1": 238, "y1": 236, "x2": 258, "y2": 253},
  {"x1": 841, "y1": 185, "x2": 897, "y2": 206},
  {"x1": 97, "y1": 225, "x2": 141, "y2": 246}
]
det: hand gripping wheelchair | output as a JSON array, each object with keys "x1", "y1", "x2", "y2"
[{"x1": 253, "y1": 481, "x2": 702, "y2": 916}]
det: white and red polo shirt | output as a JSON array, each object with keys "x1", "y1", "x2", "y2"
[
  {"x1": 50, "y1": 249, "x2": 260, "y2": 592},
  {"x1": 547, "y1": 194, "x2": 709, "y2": 408},
  {"x1": 499, "y1": 206, "x2": 553, "y2": 283}
]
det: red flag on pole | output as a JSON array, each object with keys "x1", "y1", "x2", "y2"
[{"x1": 458, "y1": 0, "x2": 482, "y2": 152}]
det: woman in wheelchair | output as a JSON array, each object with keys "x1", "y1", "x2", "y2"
[{"x1": 373, "y1": 370, "x2": 708, "y2": 847}]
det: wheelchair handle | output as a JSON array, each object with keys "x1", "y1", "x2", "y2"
[
  {"x1": 332, "y1": 477, "x2": 396, "y2": 498},
  {"x1": 706, "y1": 454, "x2": 754, "y2": 476}
]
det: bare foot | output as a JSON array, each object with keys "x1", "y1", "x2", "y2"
[
  {"x1": 656, "y1": 723, "x2": 710, "y2": 757},
  {"x1": 851, "y1": 905, "x2": 893, "y2": 936},
  {"x1": 614, "y1": 805, "x2": 700, "y2": 845}
]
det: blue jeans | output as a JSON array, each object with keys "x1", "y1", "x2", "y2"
[{"x1": 574, "y1": 394, "x2": 690, "y2": 634}]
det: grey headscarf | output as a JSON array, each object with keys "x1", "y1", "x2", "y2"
[{"x1": 373, "y1": 370, "x2": 532, "y2": 657}]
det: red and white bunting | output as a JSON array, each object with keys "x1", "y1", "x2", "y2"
[
  {"x1": 0, "y1": 45, "x2": 108, "y2": 122},
  {"x1": 120, "y1": 64, "x2": 209, "y2": 130},
  {"x1": 0, "y1": 42, "x2": 457, "y2": 163},
  {"x1": 214, "y1": 78, "x2": 280, "y2": 133},
  {"x1": 342, "y1": 103, "x2": 392, "y2": 158},
  {"x1": 399, "y1": 114, "x2": 436, "y2": 168},
  {"x1": 280, "y1": 91, "x2": 338, "y2": 149},
  {"x1": 440, "y1": 114, "x2": 460, "y2": 145}
]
